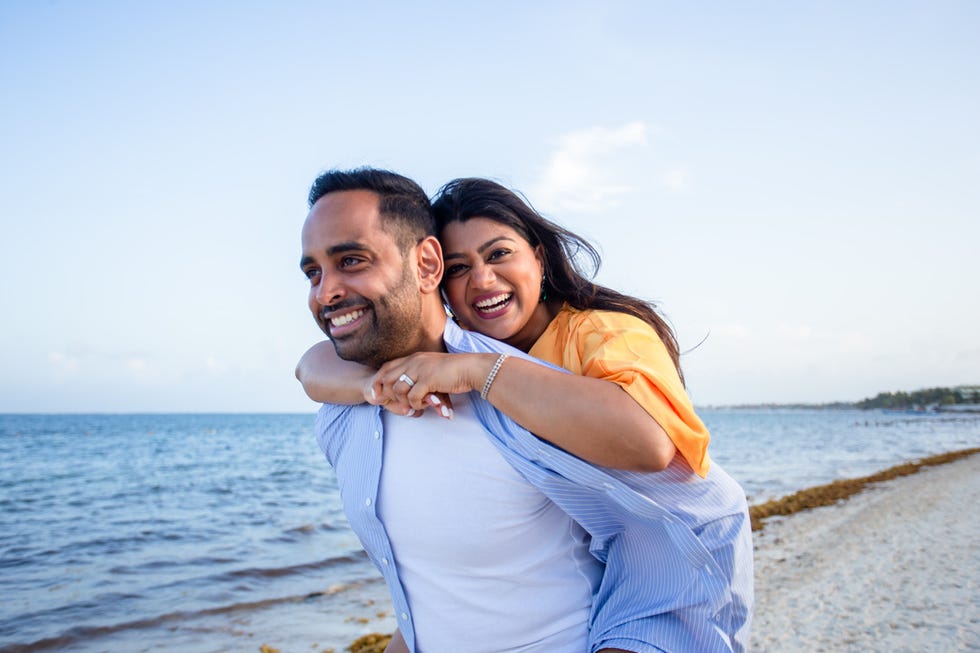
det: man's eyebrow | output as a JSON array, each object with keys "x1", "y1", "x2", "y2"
[
  {"x1": 300, "y1": 241, "x2": 373, "y2": 269},
  {"x1": 444, "y1": 236, "x2": 516, "y2": 261},
  {"x1": 327, "y1": 241, "x2": 372, "y2": 256}
]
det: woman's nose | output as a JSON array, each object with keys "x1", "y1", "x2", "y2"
[{"x1": 470, "y1": 262, "x2": 496, "y2": 288}]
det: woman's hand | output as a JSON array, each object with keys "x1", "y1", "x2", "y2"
[{"x1": 366, "y1": 352, "x2": 498, "y2": 419}]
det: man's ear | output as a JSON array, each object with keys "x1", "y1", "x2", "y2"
[{"x1": 416, "y1": 236, "x2": 444, "y2": 294}]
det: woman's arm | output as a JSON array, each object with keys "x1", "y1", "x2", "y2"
[
  {"x1": 383, "y1": 629, "x2": 409, "y2": 653},
  {"x1": 295, "y1": 340, "x2": 375, "y2": 405},
  {"x1": 296, "y1": 341, "x2": 451, "y2": 416},
  {"x1": 370, "y1": 352, "x2": 676, "y2": 473}
]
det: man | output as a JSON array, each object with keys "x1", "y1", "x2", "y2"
[
  {"x1": 300, "y1": 168, "x2": 750, "y2": 653},
  {"x1": 300, "y1": 168, "x2": 601, "y2": 653}
]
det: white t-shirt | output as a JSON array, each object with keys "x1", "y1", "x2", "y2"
[{"x1": 377, "y1": 392, "x2": 601, "y2": 652}]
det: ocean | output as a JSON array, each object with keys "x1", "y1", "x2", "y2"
[{"x1": 2, "y1": 409, "x2": 978, "y2": 652}]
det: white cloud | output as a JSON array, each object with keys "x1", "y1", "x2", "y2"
[
  {"x1": 125, "y1": 356, "x2": 162, "y2": 381},
  {"x1": 663, "y1": 166, "x2": 691, "y2": 192},
  {"x1": 532, "y1": 121, "x2": 650, "y2": 213},
  {"x1": 48, "y1": 351, "x2": 80, "y2": 377},
  {"x1": 777, "y1": 323, "x2": 814, "y2": 341}
]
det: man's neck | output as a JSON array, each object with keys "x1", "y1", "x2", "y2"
[{"x1": 415, "y1": 302, "x2": 449, "y2": 354}]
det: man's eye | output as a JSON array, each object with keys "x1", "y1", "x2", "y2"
[
  {"x1": 304, "y1": 268, "x2": 320, "y2": 281},
  {"x1": 339, "y1": 256, "x2": 364, "y2": 268}
]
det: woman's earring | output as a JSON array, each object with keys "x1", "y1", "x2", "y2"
[{"x1": 540, "y1": 275, "x2": 548, "y2": 303}]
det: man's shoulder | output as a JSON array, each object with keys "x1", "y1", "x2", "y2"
[
  {"x1": 443, "y1": 320, "x2": 562, "y2": 374},
  {"x1": 443, "y1": 319, "x2": 524, "y2": 356},
  {"x1": 315, "y1": 401, "x2": 375, "y2": 427},
  {"x1": 314, "y1": 402, "x2": 378, "y2": 463}
]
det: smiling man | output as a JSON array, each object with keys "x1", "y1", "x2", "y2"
[
  {"x1": 300, "y1": 168, "x2": 601, "y2": 653},
  {"x1": 301, "y1": 182, "x2": 441, "y2": 368}
]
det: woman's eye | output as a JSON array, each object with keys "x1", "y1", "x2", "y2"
[
  {"x1": 446, "y1": 264, "x2": 468, "y2": 277},
  {"x1": 487, "y1": 248, "x2": 510, "y2": 262}
]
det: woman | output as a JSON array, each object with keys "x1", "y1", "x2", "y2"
[{"x1": 297, "y1": 178, "x2": 752, "y2": 652}]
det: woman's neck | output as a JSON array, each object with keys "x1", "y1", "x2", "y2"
[{"x1": 503, "y1": 299, "x2": 563, "y2": 352}]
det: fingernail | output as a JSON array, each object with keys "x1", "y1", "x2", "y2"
[
  {"x1": 407, "y1": 409, "x2": 418, "y2": 417},
  {"x1": 369, "y1": 387, "x2": 376, "y2": 400},
  {"x1": 440, "y1": 405, "x2": 453, "y2": 419},
  {"x1": 428, "y1": 394, "x2": 442, "y2": 405}
]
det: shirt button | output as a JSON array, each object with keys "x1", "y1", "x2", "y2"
[
  {"x1": 381, "y1": 557, "x2": 389, "y2": 566},
  {"x1": 373, "y1": 431, "x2": 380, "y2": 439},
  {"x1": 365, "y1": 497, "x2": 372, "y2": 507},
  {"x1": 401, "y1": 612, "x2": 409, "y2": 621}
]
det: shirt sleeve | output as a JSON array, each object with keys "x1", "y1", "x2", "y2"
[{"x1": 573, "y1": 310, "x2": 711, "y2": 477}]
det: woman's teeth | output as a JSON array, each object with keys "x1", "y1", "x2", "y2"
[{"x1": 475, "y1": 293, "x2": 512, "y2": 313}]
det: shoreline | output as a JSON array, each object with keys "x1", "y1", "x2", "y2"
[
  {"x1": 749, "y1": 446, "x2": 980, "y2": 531},
  {"x1": 20, "y1": 446, "x2": 970, "y2": 653},
  {"x1": 751, "y1": 448, "x2": 980, "y2": 650},
  {"x1": 334, "y1": 447, "x2": 980, "y2": 653}
]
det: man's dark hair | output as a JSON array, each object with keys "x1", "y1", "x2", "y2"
[{"x1": 308, "y1": 167, "x2": 436, "y2": 250}]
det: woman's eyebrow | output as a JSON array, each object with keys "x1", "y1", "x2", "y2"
[
  {"x1": 476, "y1": 236, "x2": 516, "y2": 253},
  {"x1": 444, "y1": 236, "x2": 517, "y2": 261}
]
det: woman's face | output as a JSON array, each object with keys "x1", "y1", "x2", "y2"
[{"x1": 441, "y1": 217, "x2": 554, "y2": 352}]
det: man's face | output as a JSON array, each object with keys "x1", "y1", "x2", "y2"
[{"x1": 301, "y1": 189, "x2": 423, "y2": 367}]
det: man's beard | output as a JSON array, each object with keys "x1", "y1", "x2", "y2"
[{"x1": 330, "y1": 264, "x2": 423, "y2": 369}]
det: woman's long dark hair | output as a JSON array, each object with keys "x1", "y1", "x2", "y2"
[{"x1": 431, "y1": 177, "x2": 683, "y2": 384}]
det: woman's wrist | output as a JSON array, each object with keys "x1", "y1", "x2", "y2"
[
  {"x1": 463, "y1": 353, "x2": 501, "y2": 394},
  {"x1": 481, "y1": 354, "x2": 509, "y2": 399}
]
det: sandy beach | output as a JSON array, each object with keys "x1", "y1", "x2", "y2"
[
  {"x1": 750, "y1": 452, "x2": 980, "y2": 651},
  {"x1": 325, "y1": 451, "x2": 980, "y2": 653}
]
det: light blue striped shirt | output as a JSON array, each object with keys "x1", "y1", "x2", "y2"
[{"x1": 315, "y1": 319, "x2": 753, "y2": 653}]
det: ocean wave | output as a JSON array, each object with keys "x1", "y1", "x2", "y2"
[{"x1": 0, "y1": 575, "x2": 382, "y2": 652}]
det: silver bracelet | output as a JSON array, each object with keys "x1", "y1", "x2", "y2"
[{"x1": 481, "y1": 354, "x2": 508, "y2": 400}]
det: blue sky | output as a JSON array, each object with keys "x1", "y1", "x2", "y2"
[{"x1": 2, "y1": 1, "x2": 977, "y2": 412}]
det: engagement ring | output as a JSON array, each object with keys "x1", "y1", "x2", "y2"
[{"x1": 398, "y1": 373, "x2": 416, "y2": 388}]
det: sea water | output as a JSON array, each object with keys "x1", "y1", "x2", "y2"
[{"x1": 2, "y1": 409, "x2": 978, "y2": 652}]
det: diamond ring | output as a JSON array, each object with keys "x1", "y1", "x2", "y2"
[{"x1": 397, "y1": 373, "x2": 416, "y2": 388}]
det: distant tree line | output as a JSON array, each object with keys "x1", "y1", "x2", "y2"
[{"x1": 856, "y1": 386, "x2": 980, "y2": 409}]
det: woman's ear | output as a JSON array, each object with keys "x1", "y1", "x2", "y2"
[
  {"x1": 416, "y1": 236, "x2": 444, "y2": 294},
  {"x1": 534, "y1": 244, "x2": 546, "y2": 275}
]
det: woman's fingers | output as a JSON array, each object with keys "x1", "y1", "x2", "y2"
[{"x1": 426, "y1": 393, "x2": 454, "y2": 419}]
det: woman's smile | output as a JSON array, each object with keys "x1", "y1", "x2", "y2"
[{"x1": 472, "y1": 292, "x2": 514, "y2": 318}]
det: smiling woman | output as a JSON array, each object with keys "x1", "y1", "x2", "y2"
[{"x1": 441, "y1": 217, "x2": 554, "y2": 352}]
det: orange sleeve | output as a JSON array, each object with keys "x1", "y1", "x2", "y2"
[{"x1": 566, "y1": 310, "x2": 711, "y2": 477}]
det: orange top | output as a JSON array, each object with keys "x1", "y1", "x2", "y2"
[{"x1": 528, "y1": 305, "x2": 711, "y2": 477}]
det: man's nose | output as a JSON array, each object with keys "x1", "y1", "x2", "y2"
[{"x1": 314, "y1": 272, "x2": 344, "y2": 306}]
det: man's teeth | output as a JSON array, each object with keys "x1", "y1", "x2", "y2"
[
  {"x1": 475, "y1": 293, "x2": 511, "y2": 310},
  {"x1": 330, "y1": 309, "x2": 365, "y2": 327}
]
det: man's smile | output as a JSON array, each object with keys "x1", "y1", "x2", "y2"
[{"x1": 323, "y1": 306, "x2": 369, "y2": 337}]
